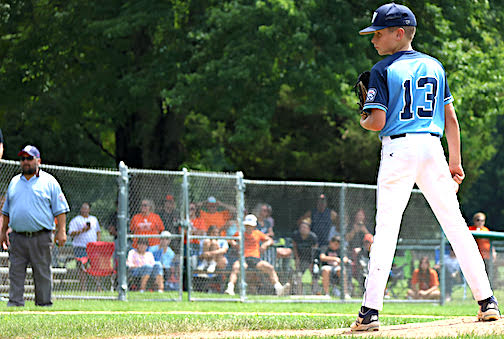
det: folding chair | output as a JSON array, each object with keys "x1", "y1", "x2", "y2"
[{"x1": 76, "y1": 241, "x2": 116, "y2": 292}]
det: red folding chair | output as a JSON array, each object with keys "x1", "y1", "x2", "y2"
[{"x1": 76, "y1": 241, "x2": 116, "y2": 292}]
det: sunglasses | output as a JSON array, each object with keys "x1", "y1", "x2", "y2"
[{"x1": 20, "y1": 156, "x2": 34, "y2": 161}]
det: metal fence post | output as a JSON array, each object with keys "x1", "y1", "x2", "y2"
[
  {"x1": 236, "y1": 171, "x2": 246, "y2": 302},
  {"x1": 440, "y1": 233, "x2": 446, "y2": 305},
  {"x1": 339, "y1": 185, "x2": 347, "y2": 300},
  {"x1": 117, "y1": 161, "x2": 129, "y2": 301},
  {"x1": 182, "y1": 168, "x2": 192, "y2": 301}
]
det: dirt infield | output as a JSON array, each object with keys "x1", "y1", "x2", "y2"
[{"x1": 165, "y1": 317, "x2": 504, "y2": 338}]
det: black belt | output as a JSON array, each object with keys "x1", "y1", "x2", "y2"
[
  {"x1": 14, "y1": 229, "x2": 51, "y2": 237},
  {"x1": 390, "y1": 133, "x2": 439, "y2": 140}
]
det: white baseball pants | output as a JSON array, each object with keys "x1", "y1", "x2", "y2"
[{"x1": 362, "y1": 133, "x2": 493, "y2": 311}]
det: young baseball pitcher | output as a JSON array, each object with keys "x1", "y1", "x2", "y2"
[{"x1": 351, "y1": 3, "x2": 500, "y2": 331}]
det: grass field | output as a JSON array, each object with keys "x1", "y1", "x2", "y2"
[{"x1": 0, "y1": 295, "x2": 501, "y2": 338}]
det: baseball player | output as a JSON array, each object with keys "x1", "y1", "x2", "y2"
[{"x1": 351, "y1": 3, "x2": 499, "y2": 332}]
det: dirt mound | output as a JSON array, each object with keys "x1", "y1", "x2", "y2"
[{"x1": 167, "y1": 317, "x2": 504, "y2": 338}]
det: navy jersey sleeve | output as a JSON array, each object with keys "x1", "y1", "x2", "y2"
[
  {"x1": 0, "y1": 128, "x2": 4, "y2": 144},
  {"x1": 363, "y1": 66, "x2": 388, "y2": 113},
  {"x1": 444, "y1": 74, "x2": 453, "y2": 105}
]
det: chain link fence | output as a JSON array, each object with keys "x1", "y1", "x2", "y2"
[{"x1": 0, "y1": 159, "x2": 501, "y2": 304}]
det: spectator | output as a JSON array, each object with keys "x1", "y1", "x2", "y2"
[
  {"x1": 264, "y1": 203, "x2": 275, "y2": 229},
  {"x1": 469, "y1": 212, "x2": 497, "y2": 273},
  {"x1": 0, "y1": 145, "x2": 69, "y2": 306},
  {"x1": 298, "y1": 194, "x2": 337, "y2": 247},
  {"x1": 220, "y1": 210, "x2": 238, "y2": 237},
  {"x1": 68, "y1": 202, "x2": 101, "y2": 290},
  {"x1": 197, "y1": 225, "x2": 228, "y2": 273},
  {"x1": 291, "y1": 218, "x2": 318, "y2": 294},
  {"x1": 354, "y1": 233, "x2": 373, "y2": 291},
  {"x1": 159, "y1": 195, "x2": 179, "y2": 234},
  {"x1": 190, "y1": 202, "x2": 208, "y2": 236},
  {"x1": 253, "y1": 203, "x2": 274, "y2": 237},
  {"x1": 148, "y1": 231, "x2": 175, "y2": 289},
  {"x1": 68, "y1": 202, "x2": 101, "y2": 258},
  {"x1": 345, "y1": 208, "x2": 371, "y2": 256},
  {"x1": 224, "y1": 214, "x2": 290, "y2": 296},
  {"x1": 127, "y1": 238, "x2": 163, "y2": 293},
  {"x1": 407, "y1": 256, "x2": 440, "y2": 300},
  {"x1": 320, "y1": 236, "x2": 351, "y2": 298},
  {"x1": 434, "y1": 245, "x2": 461, "y2": 302},
  {"x1": 130, "y1": 199, "x2": 164, "y2": 248},
  {"x1": 198, "y1": 196, "x2": 236, "y2": 230}
]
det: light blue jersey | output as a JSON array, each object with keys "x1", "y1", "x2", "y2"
[
  {"x1": 362, "y1": 50, "x2": 453, "y2": 139},
  {"x1": 2, "y1": 170, "x2": 70, "y2": 232}
]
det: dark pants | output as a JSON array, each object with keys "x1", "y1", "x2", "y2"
[{"x1": 8, "y1": 231, "x2": 53, "y2": 306}]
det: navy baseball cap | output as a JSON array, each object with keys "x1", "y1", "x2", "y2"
[
  {"x1": 18, "y1": 145, "x2": 41, "y2": 158},
  {"x1": 359, "y1": 3, "x2": 417, "y2": 35}
]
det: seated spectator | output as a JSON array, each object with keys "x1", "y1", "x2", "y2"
[
  {"x1": 320, "y1": 236, "x2": 351, "y2": 298},
  {"x1": 159, "y1": 195, "x2": 179, "y2": 234},
  {"x1": 126, "y1": 238, "x2": 163, "y2": 293},
  {"x1": 68, "y1": 202, "x2": 101, "y2": 291},
  {"x1": 354, "y1": 233, "x2": 373, "y2": 292},
  {"x1": 224, "y1": 214, "x2": 290, "y2": 296},
  {"x1": 148, "y1": 231, "x2": 176, "y2": 288},
  {"x1": 190, "y1": 202, "x2": 208, "y2": 236},
  {"x1": 298, "y1": 194, "x2": 337, "y2": 248},
  {"x1": 469, "y1": 212, "x2": 497, "y2": 273},
  {"x1": 434, "y1": 245, "x2": 461, "y2": 302},
  {"x1": 197, "y1": 225, "x2": 229, "y2": 273},
  {"x1": 345, "y1": 208, "x2": 371, "y2": 257},
  {"x1": 291, "y1": 218, "x2": 318, "y2": 294},
  {"x1": 407, "y1": 256, "x2": 440, "y2": 300},
  {"x1": 254, "y1": 203, "x2": 274, "y2": 237},
  {"x1": 130, "y1": 199, "x2": 164, "y2": 247},
  {"x1": 198, "y1": 196, "x2": 236, "y2": 230}
]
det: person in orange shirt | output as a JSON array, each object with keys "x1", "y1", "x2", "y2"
[
  {"x1": 224, "y1": 214, "x2": 290, "y2": 296},
  {"x1": 130, "y1": 199, "x2": 164, "y2": 247},
  {"x1": 407, "y1": 256, "x2": 440, "y2": 300},
  {"x1": 469, "y1": 212, "x2": 497, "y2": 272},
  {"x1": 198, "y1": 196, "x2": 235, "y2": 230}
]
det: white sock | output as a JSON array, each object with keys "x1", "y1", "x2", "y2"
[{"x1": 274, "y1": 282, "x2": 282, "y2": 290}]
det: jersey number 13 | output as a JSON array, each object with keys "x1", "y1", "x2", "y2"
[{"x1": 400, "y1": 77, "x2": 438, "y2": 120}]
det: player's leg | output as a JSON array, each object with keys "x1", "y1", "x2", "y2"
[
  {"x1": 416, "y1": 136, "x2": 498, "y2": 320},
  {"x1": 415, "y1": 137, "x2": 493, "y2": 301},
  {"x1": 352, "y1": 137, "x2": 416, "y2": 332},
  {"x1": 362, "y1": 137, "x2": 416, "y2": 311}
]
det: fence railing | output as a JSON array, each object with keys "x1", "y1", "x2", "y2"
[{"x1": 0, "y1": 159, "x2": 500, "y2": 304}]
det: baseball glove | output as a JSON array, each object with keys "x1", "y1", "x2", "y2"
[{"x1": 353, "y1": 71, "x2": 371, "y2": 118}]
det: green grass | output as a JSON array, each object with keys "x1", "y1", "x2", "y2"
[{"x1": 0, "y1": 296, "x2": 499, "y2": 338}]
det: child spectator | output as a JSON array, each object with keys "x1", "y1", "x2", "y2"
[
  {"x1": 197, "y1": 225, "x2": 229, "y2": 273},
  {"x1": 224, "y1": 214, "x2": 290, "y2": 296},
  {"x1": 291, "y1": 218, "x2": 318, "y2": 294},
  {"x1": 127, "y1": 238, "x2": 163, "y2": 293},
  {"x1": 320, "y1": 236, "x2": 351, "y2": 298},
  {"x1": 148, "y1": 231, "x2": 175, "y2": 286},
  {"x1": 407, "y1": 256, "x2": 440, "y2": 300}
]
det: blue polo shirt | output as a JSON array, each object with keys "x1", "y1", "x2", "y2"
[{"x1": 2, "y1": 170, "x2": 70, "y2": 232}]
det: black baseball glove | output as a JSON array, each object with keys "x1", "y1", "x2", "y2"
[{"x1": 353, "y1": 71, "x2": 371, "y2": 118}]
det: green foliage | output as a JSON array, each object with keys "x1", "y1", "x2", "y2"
[{"x1": 0, "y1": 1, "x2": 504, "y2": 221}]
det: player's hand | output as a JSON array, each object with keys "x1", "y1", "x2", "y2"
[{"x1": 448, "y1": 163, "x2": 465, "y2": 184}]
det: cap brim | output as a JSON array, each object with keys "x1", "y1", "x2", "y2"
[
  {"x1": 244, "y1": 223, "x2": 256, "y2": 227},
  {"x1": 359, "y1": 26, "x2": 387, "y2": 35}
]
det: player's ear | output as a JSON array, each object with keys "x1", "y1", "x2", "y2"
[{"x1": 396, "y1": 27, "x2": 405, "y2": 40}]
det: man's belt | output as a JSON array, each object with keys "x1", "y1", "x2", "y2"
[
  {"x1": 390, "y1": 133, "x2": 440, "y2": 140},
  {"x1": 14, "y1": 229, "x2": 51, "y2": 237}
]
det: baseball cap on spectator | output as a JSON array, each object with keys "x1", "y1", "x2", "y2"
[
  {"x1": 359, "y1": 3, "x2": 417, "y2": 35},
  {"x1": 207, "y1": 196, "x2": 217, "y2": 204},
  {"x1": 160, "y1": 231, "x2": 171, "y2": 238},
  {"x1": 243, "y1": 214, "x2": 257, "y2": 227},
  {"x1": 18, "y1": 145, "x2": 41, "y2": 158},
  {"x1": 363, "y1": 233, "x2": 374, "y2": 243},
  {"x1": 165, "y1": 195, "x2": 174, "y2": 201}
]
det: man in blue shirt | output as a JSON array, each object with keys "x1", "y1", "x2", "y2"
[{"x1": 0, "y1": 145, "x2": 70, "y2": 306}]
